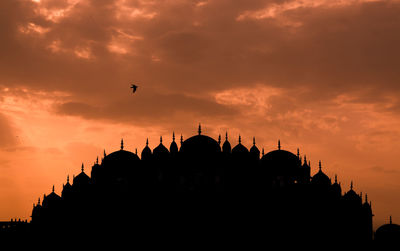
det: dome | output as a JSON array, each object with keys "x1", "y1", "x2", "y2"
[
  {"x1": 250, "y1": 137, "x2": 260, "y2": 157},
  {"x1": 73, "y1": 170, "x2": 90, "y2": 187},
  {"x1": 375, "y1": 218, "x2": 400, "y2": 242},
  {"x1": 153, "y1": 136, "x2": 169, "y2": 158},
  {"x1": 42, "y1": 186, "x2": 61, "y2": 208},
  {"x1": 180, "y1": 134, "x2": 221, "y2": 156},
  {"x1": 102, "y1": 147, "x2": 140, "y2": 177},
  {"x1": 141, "y1": 139, "x2": 152, "y2": 160},
  {"x1": 170, "y1": 133, "x2": 178, "y2": 154},
  {"x1": 311, "y1": 161, "x2": 331, "y2": 186},
  {"x1": 222, "y1": 133, "x2": 231, "y2": 154},
  {"x1": 260, "y1": 149, "x2": 300, "y2": 175}
]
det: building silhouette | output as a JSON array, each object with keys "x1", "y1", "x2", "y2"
[{"x1": 27, "y1": 125, "x2": 376, "y2": 242}]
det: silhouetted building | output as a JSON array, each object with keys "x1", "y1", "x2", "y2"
[
  {"x1": 375, "y1": 216, "x2": 400, "y2": 243},
  {"x1": 28, "y1": 125, "x2": 376, "y2": 242}
]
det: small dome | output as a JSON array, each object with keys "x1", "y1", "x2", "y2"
[
  {"x1": 250, "y1": 137, "x2": 260, "y2": 155},
  {"x1": 141, "y1": 139, "x2": 152, "y2": 160},
  {"x1": 311, "y1": 161, "x2": 331, "y2": 186},
  {"x1": 170, "y1": 133, "x2": 178, "y2": 154},
  {"x1": 153, "y1": 137, "x2": 169, "y2": 157},
  {"x1": 221, "y1": 132, "x2": 231, "y2": 153},
  {"x1": 232, "y1": 135, "x2": 249, "y2": 154},
  {"x1": 42, "y1": 187, "x2": 61, "y2": 208},
  {"x1": 73, "y1": 171, "x2": 90, "y2": 186}
]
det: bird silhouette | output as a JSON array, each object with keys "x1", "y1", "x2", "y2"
[{"x1": 130, "y1": 84, "x2": 138, "y2": 93}]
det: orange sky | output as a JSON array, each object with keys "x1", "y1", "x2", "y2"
[{"x1": 1, "y1": 0, "x2": 400, "y2": 229}]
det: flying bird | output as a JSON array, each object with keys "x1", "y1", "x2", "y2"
[{"x1": 130, "y1": 84, "x2": 138, "y2": 93}]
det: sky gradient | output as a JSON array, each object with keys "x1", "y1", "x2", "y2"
[{"x1": 1, "y1": 0, "x2": 400, "y2": 228}]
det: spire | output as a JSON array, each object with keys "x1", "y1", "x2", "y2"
[
  {"x1": 38, "y1": 198, "x2": 40, "y2": 205},
  {"x1": 278, "y1": 140, "x2": 281, "y2": 150},
  {"x1": 225, "y1": 131, "x2": 228, "y2": 141},
  {"x1": 160, "y1": 136, "x2": 163, "y2": 144},
  {"x1": 172, "y1": 132, "x2": 175, "y2": 142},
  {"x1": 319, "y1": 160, "x2": 322, "y2": 171},
  {"x1": 81, "y1": 163, "x2": 84, "y2": 172},
  {"x1": 304, "y1": 155, "x2": 307, "y2": 165},
  {"x1": 67, "y1": 175, "x2": 70, "y2": 184},
  {"x1": 52, "y1": 185, "x2": 55, "y2": 193},
  {"x1": 96, "y1": 156, "x2": 99, "y2": 164},
  {"x1": 135, "y1": 148, "x2": 137, "y2": 155},
  {"x1": 103, "y1": 149, "x2": 106, "y2": 158},
  {"x1": 146, "y1": 138, "x2": 149, "y2": 146},
  {"x1": 180, "y1": 134, "x2": 183, "y2": 144},
  {"x1": 121, "y1": 138, "x2": 124, "y2": 150},
  {"x1": 365, "y1": 193, "x2": 368, "y2": 204},
  {"x1": 253, "y1": 137, "x2": 256, "y2": 146},
  {"x1": 335, "y1": 174, "x2": 338, "y2": 183},
  {"x1": 350, "y1": 181, "x2": 353, "y2": 190},
  {"x1": 198, "y1": 123, "x2": 201, "y2": 135},
  {"x1": 218, "y1": 134, "x2": 221, "y2": 145},
  {"x1": 297, "y1": 148, "x2": 300, "y2": 158},
  {"x1": 238, "y1": 135, "x2": 241, "y2": 144},
  {"x1": 262, "y1": 148, "x2": 264, "y2": 156},
  {"x1": 390, "y1": 216, "x2": 393, "y2": 224}
]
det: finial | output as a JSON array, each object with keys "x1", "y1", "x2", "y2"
[
  {"x1": 96, "y1": 156, "x2": 99, "y2": 164},
  {"x1": 121, "y1": 138, "x2": 124, "y2": 150},
  {"x1": 52, "y1": 185, "x2": 55, "y2": 193},
  {"x1": 365, "y1": 193, "x2": 368, "y2": 203},
  {"x1": 38, "y1": 198, "x2": 40, "y2": 205},
  {"x1": 81, "y1": 163, "x2": 84, "y2": 172},
  {"x1": 180, "y1": 134, "x2": 183, "y2": 144},
  {"x1": 198, "y1": 123, "x2": 201, "y2": 135},
  {"x1": 390, "y1": 216, "x2": 392, "y2": 224},
  {"x1": 135, "y1": 148, "x2": 137, "y2": 155},
  {"x1": 319, "y1": 160, "x2": 322, "y2": 171},
  {"x1": 262, "y1": 148, "x2": 264, "y2": 156},
  {"x1": 172, "y1": 132, "x2": 175, "y2": 142},
  {"x1": 304, "y1": 155, "x2": 307, "y2": 165},
  {"x1": 67, "y1": 175, "x2": 70, "y2": 183},
  {"x1": 335, "y1": 174, "x2": 337, "y2": 183},
  {"x1": 225, "y1": 131, "x2": 228, "y2": 141},
  {"x1": 146, "y1": 138, "x2": 149, "y2": 146},
  {"x1": 297, "y1": 148, "x2": 300, "y2": 158},
  {"x1": 238, "y1": 135, "x2": 241, "y2": 144},
  {"x1": 160, "y1": 136, "x2": 163, "y2": 143},
  {"x1": 253, "y1": 137, "x2": 256, "y2": 146},
  {"x1": 350, "y1": 181, "x2": 353, "y2": 190},
  {"x1": 218, "y1": 134, "x2": 221, "y2": 145},
  {"x1": 104, "y1": 149, "x2": 106, "y2": 157},
  {"x1": 278, "y1": 140, "x2": 281, "y2": 150}
]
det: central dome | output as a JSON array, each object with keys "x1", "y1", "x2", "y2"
[
  {"x1": 180, "y1": 135, "x2": 221, "y2": 156},
  {"x1": 102, "y1": 149, "x2": 140, "y2": 177},
  {"x1": 261, "y1": 149, "x2": 300, "y2": 175}
]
